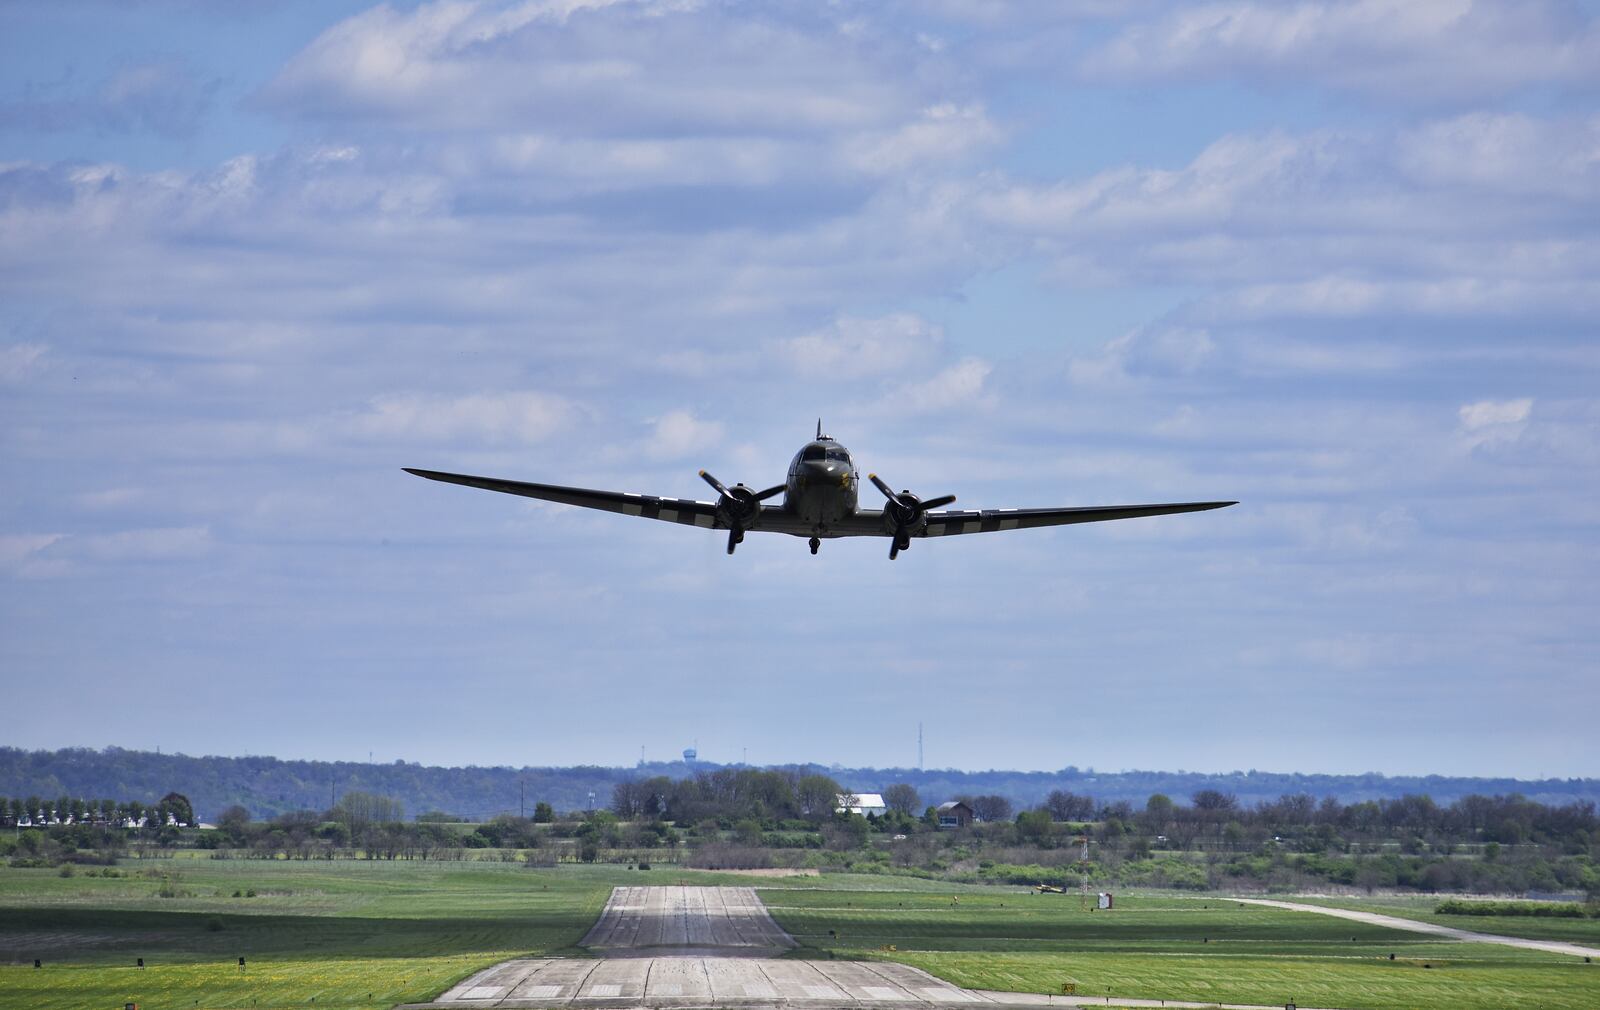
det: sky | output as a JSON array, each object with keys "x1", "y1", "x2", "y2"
[{"x1": 2, "y1": 0, "x2": 1597, "y2": 780}]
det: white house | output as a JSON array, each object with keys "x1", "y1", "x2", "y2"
[{"x1": 837, "y1": 792, "x2": 888, "y2": 818}]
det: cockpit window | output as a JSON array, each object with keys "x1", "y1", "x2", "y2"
[
  {"x1": 802, "y1": 445, "x2": 827, "y2": 461},
  {"x1": 825, "y1": 447, "x2": 851, "y2": 462}
]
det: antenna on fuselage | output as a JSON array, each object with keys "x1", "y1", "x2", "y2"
[{"x1": 816, "y1": 418, "x2": 822, "y2": 439}]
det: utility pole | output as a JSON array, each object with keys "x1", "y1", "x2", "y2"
[
  {"x1": 918, "y1": 722, "x2": 923, "y2": 771},
  {"x1": 520, "y1": 778, "x2": 526, "y2": 819}
]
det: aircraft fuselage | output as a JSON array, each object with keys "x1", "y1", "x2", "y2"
[{"x1": 783, "y1": 436, "x2": 859, "y2": 535}]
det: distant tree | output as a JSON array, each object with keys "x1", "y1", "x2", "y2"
[
  {"x1": 99, "y1": 798, "x2": 116, "y2": 824},
  {"x1": 883, "y1": 783, "x2": 920, "y2": 817},
  {"x1": 218, "y1": 805, "x2": 251, "y2": 842},
  {"x1": 794, "y1": 774, "x2": 843, "y2": 821},
  {"x1": 1015, "y1": 809, "x2": 1054, "y2": 845},
  {"x1": 160, "y1": 792, "x2": 195, "y2": 827},
  {"x1": 533, "y1": 802, "x2": 555, "y2": 823},
  {"x1": 56, "y1": 796, "x2": 72, "y2": 823},
  {"x1": 1142, "y1": 794, "x2": 1175, "y2": 833},
  {"x1": 1045, "y1": 790, "x2": 1095, "y2": 821},
  {"x1": 969, "y1": 795, "x2": 1013, "y2": 823},
  {"x1": 331, "y1": 791, "x2": 402, "y2": 840},
  {"x1": 612, "y1": 781, "x2": 644, "y2": 819},
  {"x1": 1192, "y1": 790, "x2": 1238, "y2": 815}
]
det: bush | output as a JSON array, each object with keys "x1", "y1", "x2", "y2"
[
  {"x1": 57, "y1": 864, "x2": 75, "y2": 877},
  {"x1": 1435, "y1": 899, "x2": 1590, "y2": 918}
]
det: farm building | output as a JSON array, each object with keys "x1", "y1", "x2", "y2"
[
  {"x1": 837, "y1": 792, "x2": 888, "y2": 817},
  {"x1": 935, "y1": 800, "x2": 974, "y2": 828}
]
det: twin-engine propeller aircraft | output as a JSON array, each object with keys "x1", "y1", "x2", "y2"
[{"x1": 405, "y1": 423, "x2": 1235, "y2": 559}]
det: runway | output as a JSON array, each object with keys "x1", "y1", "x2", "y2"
[
  {"x1": 421, "y1": 955, "x2": 1003, "y2": 1007},
  {"x1": 407, "y1": 885, "x2": 1346, "y2": 1010},
  {"x1": 581, "y1": 885, "x2": 796, "y2": 956}
]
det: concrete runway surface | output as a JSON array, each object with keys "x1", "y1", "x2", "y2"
[
  {"x1": 407, "y1": 885, "x2": 1346, "y2": 1010},
  {"x1": 582, "y1": 886, "x2": 796, "y2": 956}
]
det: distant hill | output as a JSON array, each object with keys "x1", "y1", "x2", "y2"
[{"x1": 3, "y1": 746, "x2": 1596, "y2": 822}]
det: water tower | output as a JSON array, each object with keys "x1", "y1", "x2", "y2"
[{"x1": 682, "y1": 747, "x2": 697, "y2": 763}]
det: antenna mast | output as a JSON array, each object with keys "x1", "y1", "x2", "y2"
[
  {"x1": 918, "y1": 722, "x2": 924, "y2": 771},
  {"x1": 1078, "y1": 832, "x2": 1090, "y2": 910}
]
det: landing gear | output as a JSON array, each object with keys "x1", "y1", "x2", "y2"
[
  {"x1": 726, "y1": 528, "x2": 744, "y2": 555},
  {"x1": 889, "y1": 534, "x2": 910, "y2": 561},
  {"x1": 809, "y1": 537, "x2": 820, "y2": 555}
]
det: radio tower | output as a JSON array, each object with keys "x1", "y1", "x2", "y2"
[{"x1": 917, "y1": 722, "x2": 923, "y2": 770}]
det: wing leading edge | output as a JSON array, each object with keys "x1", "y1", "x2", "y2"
[
  {"x1": 403, "y1": 468, "x2": 723, "y2": 528},
  {"x1": 921, "y1": 500, "x2": 1236, "y2": 537},
  {"x1": 404, "y1": 468, "x2": 1236, "y2": 541}
]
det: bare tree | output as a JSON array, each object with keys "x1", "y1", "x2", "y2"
[
  {"x1": 969, "y1": 794, "x2": 1013, "y2": 823},
  {"x1": 883, "y1": 783, "x2": 920, "y2": 816},
  {"x1": 1045, "y1": 790, "x2": 1095, "y2": 821}
]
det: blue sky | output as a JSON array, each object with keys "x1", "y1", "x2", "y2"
[{"x1": 2, "y1": 1, "x2": 1597, "y2": 779}]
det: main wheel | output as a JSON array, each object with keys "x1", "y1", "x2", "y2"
[{"x1": 808, "y1": 537, "x2": 820, "y2": 555}]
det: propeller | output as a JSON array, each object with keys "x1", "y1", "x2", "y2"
[
  {"x1": 868, "y1": 473, "x2": 956, "y2": 560},
  {"x1": 700, "y1": 470, "x2": 786, "y2": 554}
]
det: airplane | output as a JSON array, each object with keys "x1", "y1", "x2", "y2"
[{"x1": 405, "y1": 422, "x2": 1236, "y2": 559}]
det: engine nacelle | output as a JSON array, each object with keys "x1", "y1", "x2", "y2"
[{"x1": 719, "y1": 484, "x2": 763, "y2": 529}]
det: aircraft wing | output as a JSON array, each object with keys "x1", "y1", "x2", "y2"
[
  {"x1": 403, "y1": 468, "x2": 724, "y2": 528},
  {"x1": 921, "y1": 501, "x2": 1236, "y2": 538}
]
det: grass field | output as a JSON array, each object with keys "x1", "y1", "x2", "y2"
[
  {"x1": 0, "y1": 859, "x2": 618, "y2": 1009},
  {"x1": 1283, "y1": 893, "x2": 1600, "y2": 945},
  {"x1": 4, "y1": 859, "x2": 1597, "y2": 1010},
  {"x1": 759, "y1": 886, "x2": 1600, "y2": 1010}
]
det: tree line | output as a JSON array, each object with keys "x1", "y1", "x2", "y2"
[{"x1": 7, "y1": 745, "x2": 1597, "y2": 822}]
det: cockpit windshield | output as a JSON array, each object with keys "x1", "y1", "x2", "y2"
[
  {"x1": 825, "y1": 447, "x2": 851, "y2": 462},
  {"x1": 802, "y1": 445, "x2": 826, "y2": 461}
]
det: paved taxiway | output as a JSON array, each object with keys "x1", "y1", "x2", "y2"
[{"x1": 1234, "y1": 897, "x2": 1600, "y2": 959}]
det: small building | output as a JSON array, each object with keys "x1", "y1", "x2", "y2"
[
  {"x1": 1097, "y1": 892, "x2": 1114, "y2": 910},
  {"x1": 838, "y1": 793, "x2": 888, "y2": 818},
  {"x1": 935, "y1": 801, "x2": 974, "y2": 829}
]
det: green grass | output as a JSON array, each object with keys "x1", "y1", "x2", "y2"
[
  {"x1": 0, "y1": 860, "x2": 623, "y2": 1009},
  {"x1": 7, "y1": 862, "x2": 1597, "y2": 1010},
  {"x1": 1283, "y1": 894, "x2": 1600, "y2": 945},
  {"x1": 876, "y1": 948, "x2": 1598, "y2": 1010},
  {"x1": 759, "y1": 886, "x2": 1600, "y2": 1010}
]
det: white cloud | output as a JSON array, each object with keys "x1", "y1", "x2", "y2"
[
  {"x1": 0, "y1": 533, "x2": 62, "y2": 569},
  {"x1": 0, "y1": 343, "x2": 47, "y2": 381},
  {"x1": 265, "y1": 0, "x2": 925, "y2": 136},
  {"x1": 975, "y1": 116, "x2": 1600, "y2": 318},
  {"x1": 1460, "y1": 398, "x2": 1533, "y2": 430},
  {"x1": 1082, "y1": 0, "x2": 1600, "y2": 101},
  {"x1": 779, "y1": 313, "x2": 945, "y2": 377},
  {"x1": 1, "y1": 528, "x2": 212, "y2": 578},
  {"x1": 842, "y1": 103, "x2": 1002, "y2": 175},
  {"x1": 643, "y1": 409, "x2": 723, "y2": 460},
  {"x1": 75, "y1": 526, "x2": 213, "y2": 563},
  {"x1": 887, "y1": 357, "x2": 993, "y2": 413},
  {"x1": 1068, "y1": 326, "x2": 1215, "y2": 386},
  {"x1": 347, "y1": 391, "x2": 573, "y2": 445},
  {"x1": 74, "y1": 488, "x2": 145, "y2": 511},
  {"x1": 1458, "y1": 398, "x2": 1534, "y2": 451}
]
